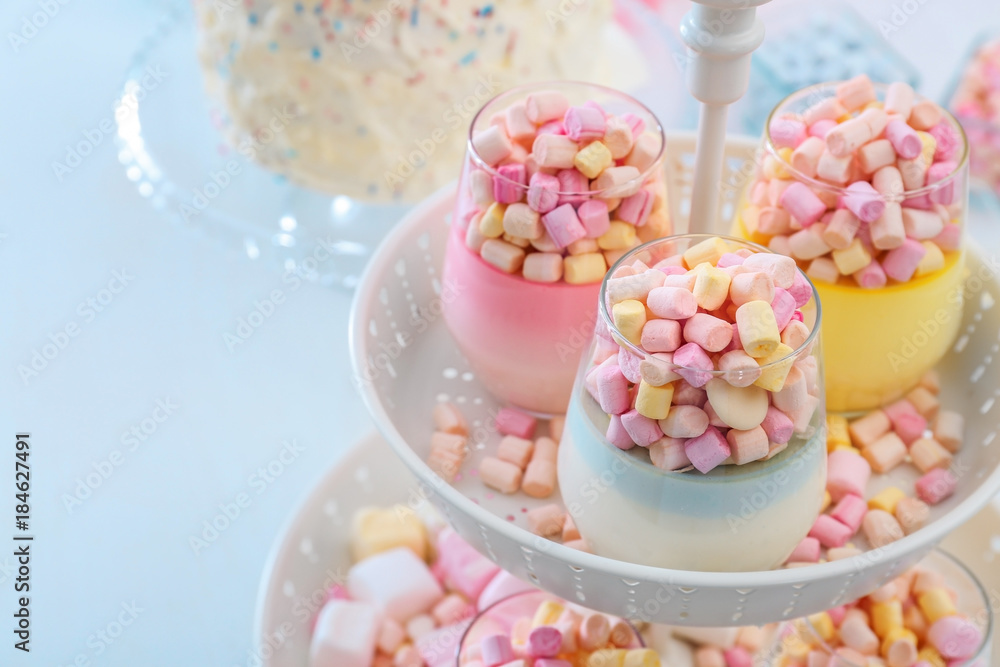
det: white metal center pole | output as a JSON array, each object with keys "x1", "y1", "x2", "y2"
[{"x1": 680, "y1": 0, "x2": 770, "y2": 233}]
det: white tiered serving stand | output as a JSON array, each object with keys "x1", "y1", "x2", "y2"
[{"x1": 348, "y1": 132, "x2": 1000, "y2": 627}]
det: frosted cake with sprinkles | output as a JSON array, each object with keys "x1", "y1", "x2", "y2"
[{"x1": 195, "y1": 0, "x2": 613, "y2": 202}]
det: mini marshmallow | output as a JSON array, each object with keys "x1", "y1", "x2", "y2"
[{"x1": 347, "y1": 548, "x2": 444, "y2": 622}]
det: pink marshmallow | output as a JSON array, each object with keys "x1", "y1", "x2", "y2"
[
  {"x1": 606, "y1": 414, "x2": 635, "y2": 450},
  {"x1": 770, "y1": 117, "x2": 808, "y2": 149},
  {"x1": 684, "y1": 426, "x2": 731, "y2": 473},
  {"x1": 809, "y1": 119, "x2": 837, "y2": 138},
  {"x1": 541, "y1": 204, "x2": 587, "y2": 249},
  {"x1": 926, "y1": 161, "x2": 957, "y2": 205},
  {"x1": 647, "y1": 286, "x2": 699, "y2": 320},
  {"x1": 564, "y1": 105, "x2": 607, "y2": 142},
  {"x1": 557, "y1": 169, "x2": 589, "y2": 206},
  {"x1": 641, "y1": 319, "x2": 683, "y2": 352},
  {"x1": 621, "y1": 408, "x2": 664, "y2": 447},
  {"x1": 493, "y1": 163, "x2": 527, "y2": 204},
  {"x1": 683, "y1": 313, "x2": 734, "y2": 352},
  {"x1": 618, "y1": 347, "x2": 643, "y2": 383},
  {"x1": 616, "y1": 190, "x2": 653, "y2": 226},
  {"x1": 528, "y1": 626, "x2": 563, "y2": 658},
  {"x1": 770, "y1": 288, "x2": 797, "y2": 330},
  {"x1": 436, "y1": 529, "x2": 501, "y2": 601},
  {"x1": 843, "y1": 181, "x2": 886, "y2": 224},
  {"x1": 780, "y1": 182, "x2": 828, "y2": 227},
  {"x1": 885, "y1": 119, "x2": 922, "y2": 159},
  {"x1": 577, "y1": 199, "x2": 610, "y2": 238},
  {"x1": 829, "y1": 493, "x2": 868, "y2": 534},
  {"x1": 883, "y1": 399, "x2": 927, "y2": 445},
  {"x1": 596, "y1": 357, "x2": 631, "y2": 415},
  {"x1": 620, "y1": 112, "x2": 645, "y2": 138},
  {"x1": 929, "y1": 122, "x2": 960, "y2": 161},
  {"x1": 827, "y1": 450, "x2": 872, "y2": 501},
  {"x1": 724, "y1": 647, "x2": 754, "y2": 667},
  {"x1": 787, "y1": 270, "x2": 813, "y2": 307},
  {"x1": 927, "y1": 615, "x2": 983, "y2": 660},
  {"x1": 672, "y1": 342, "x2": 715, "y2": 388},
  {"x1": 853, "y1": 260, "x2": 888, "y2": 289},
  {"x1": 716, "y1": 252, "x2": 747, "y2": 268},
  {"x1": 495, "y1": 407, "x2": 537, "y2": 440},
  {"x1": 882, "y1": 239, "x2": 928, "y2": 282},
  {"x1": 786, "y1": 536, "x2": 821, "y2": 563},
  {"x1": 915, "y1": 468, "x2": 957, "y2": 505},
  {"x1": 809, "y1": 514, "x2": 854, "y2": 548},
  {"x1": 761, "y1": 406, "x2": 794, "y2": 445},
  {"x1": 481, "y1": 633, "x2": 515, "y2": 666},
  {"x1": 526, "y1": 172, "x2": 560, "y2": 213}
]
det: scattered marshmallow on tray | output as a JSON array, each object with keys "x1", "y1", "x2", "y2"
[{"x1": 787, "y1": 370, "x2": 964, "y2": 566}]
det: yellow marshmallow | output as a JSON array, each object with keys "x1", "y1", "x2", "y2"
[
  {"x1": 827, "y1": 414, "x2": 852, "y2": 452},
  {"x1": 918, "y1": 647, "x2": 946, "y2": 667},
  {"x1": 871, "y1": 600, "x2": 904, "y2": 637},
  {"x1": 819, "y1": 489, "x2": 832, "y2": 512},
  {"x1": 865, "y1": 100, "x2": 886, "y2": 110},
  {"x1": 915, "y1": 241, "x2": 945, "y2": 277},
  {"x1": 918, "y1": 588, "x2": 958, "y2": 624},
  {"x1": 588, "y1": 648, "x2": 627, "y2": 667},
  {"x1": 683, "y1": 237, "x2": 731, "y2": 269},
  {"x1": 763, "y1": 148, "x2": 794, "y2": 180},
  {"x1": 693, "y1": 263, "x2": 732, "y2": 310},
  {"x1": 597, "y1": 221, "x2": 638, "y2": 250},
  {"x1": 350, "y1": 506, "x2": 429, "y2": 562},
  {"x1": 832, "y1": 238, "x2": 871, "y2": 275},
  {"x1": 564, "y1": 253, "x2": 607, "y2": 284},
  {"x1": 880, "y1": 627, "x2": 918, "y2": 658},
  {"x1": 531, "y1": 600, "x2": 565, "y2": 628},
  {"x1": 831, "y1": 444, "x2": 862, "y2": 456},
  {"x1": 868, "y1": 486, "x2": 906, "y2": 514},
  {"x1": 754, "y1": 343, "x2": 795, "y2": 391},
  {"x1": 612, "y1": 300, "x2": 647, "y2": 346},
  {"x1": 624, "y1": 648, "x2": 661, "y2": 667},
  {"x1": 735, "y1": 300, "x2": 781, "y2": 358},
  {"x1": 636, "y1": 381, "x2": 674, "y2": 420},
  {"x1": 479, "y1": 202, "x2": 506, "y2": 238},
  {"x1": 917, "y1": 131, "x2": 937, "y2": 166},
  {"x1": 809, "y1": 612, "x2": 836, "y2": 642},
  {"x1": 574, "y1": 141, "x2": 614, "y2": 178}
]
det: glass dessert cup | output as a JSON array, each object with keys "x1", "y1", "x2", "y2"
[
  {"x1": 558, "y1": 235, "x2": 828, "y2": 572},
  {"x1": 442, "y1": 81, "x2": 668, "y2": 416},
  {"x1": 456, "y1": 590, "x2": 644, "y2": 666},
  {"x1": 765, "y1": 549, "x2": 993, "y2": 667},
  {"x1": 733, "y1": 82, "x2": 970, "y2": 413}
]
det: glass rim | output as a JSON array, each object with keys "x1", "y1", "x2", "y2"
[
  {"x1": 764, "y1": 81, "x2": 970, "y2": 200},
  {"x1": 466, "y1": 80, "x2": 667, "y2": 197},
  {"x1": 455, "y1": 589, "x2": 645, "y2": 665},
  {"x1": 795, "y1": 548, "x2": 993, "y2": 667},
  {"x1": 597, "y1": 234, "x2": 823, "y2": 375}
]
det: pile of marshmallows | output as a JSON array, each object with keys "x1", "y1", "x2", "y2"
[
  {"x1": 776, "y1": 566, "x2": 984, "y2": 667},
  {"x1": 311, "y1": 505, "x2": 542, "y2": 667},
  {"x1": 951, "y1": 38, "x2": 1000, "y2": 193},
  {"x1": 586, "y1": 236, "x2": 820, "y2": 474},
  {"x1": 744, "y1": 75, "x2": 962, "y2": 288},
  {"x1": 458, "y1": 597, "x2": 657, "y2": 667},
  {"x1": 427, "y1": 403, "x2": 588, "y2": 549},
  {"x1": 785, "y1": 370, "x2": 963, "y2": 566},
  {"x1": 463, "y1": 90, "x2": 667, "y2": 284}
]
